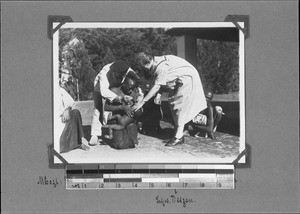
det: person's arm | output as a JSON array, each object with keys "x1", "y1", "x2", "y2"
[
  {"x1": 194, "y1": 107, "x2": 214, "y2": 133},
  {"x1": 98, "y1": 72, "x2": 119, "y2": 102},
  {"x1": 134, "y1": 87, "x2": 144, "y2": 103},
  {"x1": 193, "y1": 100, "x2": 215, "y2": 139},
  {"x1": 104, "y1": 102, "x2": 134, "y2": 117},
  {"x1": 104, "y1": 102, "x2": 123, "y2": 112},
  {"x1": 61, "y1": 107, "x2": 71, "y2": 123},
  {"x1": 133, "y1": 84, "x2": 161, "y2": 111},
  {"x1": 59, "y1": 87, "x2": 75, "y2": 123}
]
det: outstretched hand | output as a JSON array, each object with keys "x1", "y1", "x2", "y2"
[
  {"x1": 154, "y1": 93, "x2": 161, "y2": 105},
  {"x1": 132, "y1": 101, "x2": 144, "y2": 112}
]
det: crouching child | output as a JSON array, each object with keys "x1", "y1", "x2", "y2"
[{"x1": 190, "y1": 92, "x2": 224, "y2": 139}]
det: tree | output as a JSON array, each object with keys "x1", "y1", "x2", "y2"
[
  {"x1": 59, "y1": 28, "x2": 177, "y2": 98},
  {"x1": 197, "y1": 40, "x2": 239, "y2": 94},
  {"x1": 59, "y1": 35, "x2": 97, "y2": 100}
]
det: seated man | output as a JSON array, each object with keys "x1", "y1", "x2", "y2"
[
  {"x1": 58, "y1": 86, "x2": 90, "y2": 153},
  {"x1": 190, "y1": 92, "x2": 224, "y2": 140},
  {"x1": 102, "y1": 76, "x2": 143, "y2": 149},
  {"x1": 89, "y1": 60, "x2": 141, "y2": 146}
]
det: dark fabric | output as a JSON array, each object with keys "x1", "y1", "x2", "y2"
[
  {"x1": 94, "y1": 81, "x2": 104, "y2": 123},
  {"x1": 106, "y1": 61, "x2": 130, "y2": 88},
  {"x1": 94, "y1": 64, "x2": 127, "y2": 123},
  {"x1": 140, "y1": 97, "x2": 162, "y2": 132},
  {"x1": 60, "y1": 109, "x2": 84, "y2": 153},
  {"x1": 110, "y1": 60, "x2": 130, "y2": 78},
  {"x1": 110, "y1": 123, "x2": 138, "y2": 150},
  {"x1": 106, "y1": 71, "x2": 124, "y2": 89}
]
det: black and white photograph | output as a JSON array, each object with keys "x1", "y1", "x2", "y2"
[
  {"x1": 2, "y1": 1, "x2": 299, "y2": 213},
  {"x1": 53, "y1": 22, "x2": 245, "y2": 164}
]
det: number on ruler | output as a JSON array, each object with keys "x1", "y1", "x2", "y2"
[
  {"x1": 166, "y1": 183, "x2": 171, "y2": 187},
  {"x1": 200, "y1": 182, "x2": 205, "y2": 187},
  {"x1": 72, "y1": 183, "x2": 86, "y2": 188},
  {"x1": 99, "y1": 183, "x2": 104, "y2": 188},
  {"x1": 72, "y1": 183, "x2": 80, "y2": 188},
  {"x1": 116, "y1": 183, "x2": 121, "y2": 188},
  {"x1": 133, "y1": 183, "x2": 138, "y2": 188},
  {"x1": 149, "y1": 183, "x2": 154, "y2": 188},
  {"x1": 183, "y1": 182, "x2": 188, "y2": 188}
]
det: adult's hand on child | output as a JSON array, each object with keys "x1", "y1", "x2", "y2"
[
  {"x1": 122, "y1": 105, "x2": 134, "y2": 117},
  {"x1": 154, "y1": 93, "x2": 161, "y2": 105},
  {"x1": 133, "y1": 101, "x2": 144, "y2": 112},
  {"x1": 61, "y1": 108, "x2": 70, "y2": 123},
  {"x1": 112, "y1": 96, "x2": 123, "y2": 104}
]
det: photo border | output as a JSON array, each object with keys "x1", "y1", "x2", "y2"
[{"x1": 51, "y1": 21, "x2": 246, "y2": 165}]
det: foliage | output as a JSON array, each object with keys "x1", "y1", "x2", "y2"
[
  {"x1": 59, "y1": 28, "x2": 177, "y2": 71},
  {"x1": 59, "y1": 37, "x2": 97, "y2": 100},
  {"x1": 197, "y1": 40, "x2": 239, "y2": 94},
  {"x1": 59, "y1": 28, "x2": 177, "y2": 99},
  {"x1": 59, "y1": 28, "x2": 239, "y2": 100}
]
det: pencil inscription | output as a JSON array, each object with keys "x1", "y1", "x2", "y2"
[
  {"x1": 155, "y1": 190, "x2": 196, "y2": 207},
  {"x1": 37, "y1": 176, "x2": 63, "y2": 188}
]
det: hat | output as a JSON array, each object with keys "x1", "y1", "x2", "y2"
[{"x1": 110, "y1": 60, "x2": 130, "y2": 77}]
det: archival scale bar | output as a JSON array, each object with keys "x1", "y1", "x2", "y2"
[{"x1": 65, "y1": 164, "x2": 235, "y2": 189}]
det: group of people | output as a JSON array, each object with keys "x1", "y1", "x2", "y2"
[{"x1": 58, "y1": 50, "x2": 223, "y2": 153}]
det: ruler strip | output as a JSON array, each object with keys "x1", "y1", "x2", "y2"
[{"x1": 65, "y1": 164, "x2": 235, "y2": 189}]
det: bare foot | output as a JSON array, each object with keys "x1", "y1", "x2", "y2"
[
  {"x1": 89, "y1": 135, "x2": 98, "y2": 146},
  {"x1": 207, "y1": 132, "x2": 217, "y2": 140}
]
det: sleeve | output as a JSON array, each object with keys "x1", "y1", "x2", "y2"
[
  {"x1": 98, "y1": 71, "x2": 118, "y2": 102},
  {"x1": 154, "y1": 65, "x2": 168, "y2": 86},
  {"x1": 133, "y1": 87, "x2": 144, "y2": 103},
  {"x1": 59, "y1": 87, "x2": 75, "y2": 116}
]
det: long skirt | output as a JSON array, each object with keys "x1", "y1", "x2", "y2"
[{"x1": 60, "y1": 109, "x2": 84, "y2": 153}]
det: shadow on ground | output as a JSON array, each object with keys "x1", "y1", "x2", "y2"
[{"x1": 68, "y1": 100, "x2": 241, "y2": 163}]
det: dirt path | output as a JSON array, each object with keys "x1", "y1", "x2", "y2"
[{"x1": 56, "y1": 101, "x2": 240, "y2": 164}]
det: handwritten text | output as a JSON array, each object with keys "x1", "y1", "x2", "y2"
[
  {"x1": 37, "y1": 176, "x2": 63, "y2": 188},
  {"x1": 155, "y1": 190, "x2": 196, "y2": 208}
]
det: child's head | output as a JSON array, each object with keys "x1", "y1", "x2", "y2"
[
  {"x1": 121, "y1": 76, "x2": 137, "y2": 95},
  {"x1": 205, "y1": 92, "x2": 213, "y2": 100},
  {"x1": 122, "y1": 95, "x2": 134, "y2": 106}
]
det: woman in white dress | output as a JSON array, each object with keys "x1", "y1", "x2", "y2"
[{"x1": 133, "y1": 50, "x2": 207, "y2": 146}]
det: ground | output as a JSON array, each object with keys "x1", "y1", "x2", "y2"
[{"x1": 57, "y1": 98, "x2": 240, "y2": 164}]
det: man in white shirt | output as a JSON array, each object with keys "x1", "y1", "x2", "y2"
[{"x1": 89, "y1": 60, "x2": 141, "y2": 146}]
